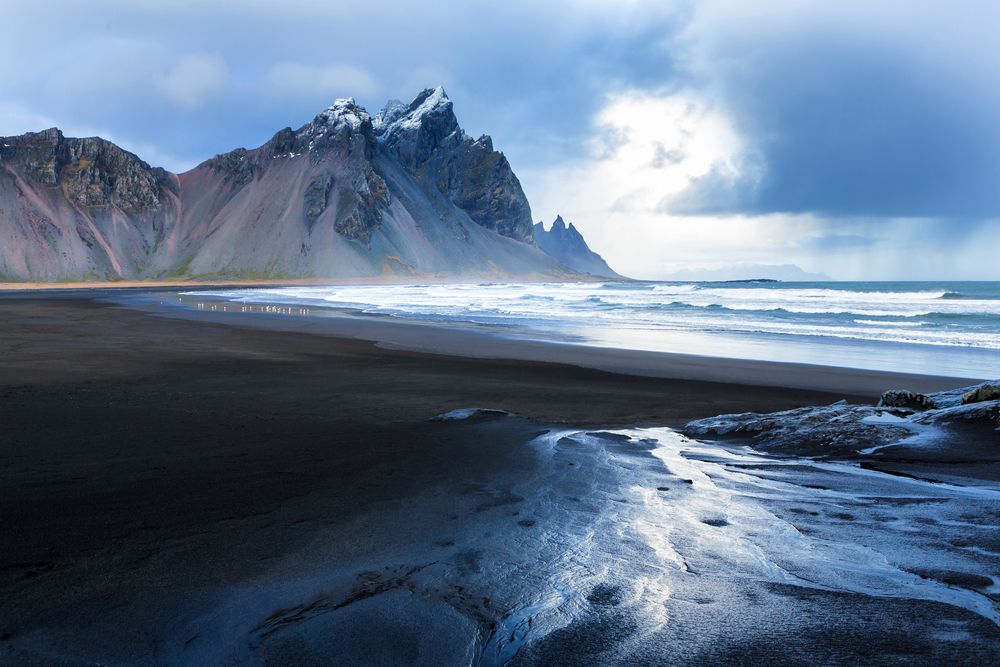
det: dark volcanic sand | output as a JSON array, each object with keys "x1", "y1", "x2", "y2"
[{"x1": 0, "y1": 293, "x2": 995, "y2": 665}]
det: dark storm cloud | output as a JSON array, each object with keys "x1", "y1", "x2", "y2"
[
  {"x1": 670, "y1": 2, "x2": 1000, "y2": 219},
  {"x1": 2, "y1": 0, "x2": 997, "y2": 231},
  {"x1": 0, "y1": 1, "x2": 686, "y2": 171},
  {"x1": 796, "y1": 233, "x2": 878, "y2": 253}
]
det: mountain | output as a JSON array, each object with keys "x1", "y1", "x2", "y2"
[
  {"x1": 0, "y1": 88, "x2": 594, "y2": 282},
  {"x1": 664, "y1": 263, "x2": 831, "y2": 282},
  {"x1": 533, "y1": 216, "x2": 621, "y2": 278}
]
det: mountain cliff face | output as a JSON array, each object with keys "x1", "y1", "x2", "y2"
[
  {"x1": 0, "y1": 128, "x2": 180, "y2": 280},
  {"x1": 533, "y1": 216, "x2": 620, "y2": 278},
  {"x1": 0, "y1": 88, "x2": 603, "y2": 282},
  {"x1": 375, "y1": 87, "x2": 535, "y2": 243}
]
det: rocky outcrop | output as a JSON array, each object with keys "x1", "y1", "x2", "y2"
[
  {"x1": 684, "y1": 401, "x2": 907, "y2": 457},
  {"x1": 877, "y1": 382, "x2": 1000, "y2": 411},
  {"x1": 0, "y1": 88, "x2": 598, "y2": 281},
  {"x1": 0, "y1": 128, "x2": 175, "y2": 213},
  {"x1": 963, "y1": 384, "x2": 1000, "y2": 404},
  {"x1": 0, "y1": 128, "x2": 179, "y2": 280},
  {"x1": 685, "y1": 380, "x2": 1000, "y2": 458},
  {"x1": 877, "y1": 389, "x2": 935, "y2": 410},
  {"x1": 533, "y1": 215, "x2": 620, "y2": 278},
  {"x1": 303, "y1": 174, "x2": 335, "y2": 226},
  {"x1": 333, "y1": 167, "x2": 389, "y2": 244},
  {"x1": 375, "y1": 87, "x2": 535, "y2": 243}
]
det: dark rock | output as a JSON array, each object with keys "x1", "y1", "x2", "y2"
[
  {"x1": 376, "y1": 87, "x2": 461, "y2": 170},
  {"x1": 376, "y1": 87, "x2": 535, "y2": 243},
  {"x1": 912, "y1": 400, "x2": 1000, "y2": 426},
  {"x1": 684, "y1": 401, "x2": 913, "y2": 457},
  {"x1": 303, "y1": 174, "x2": 335, "y2": 227},
  {"x1": 686, "y1": 380, "x2": 1000, "y2": 458},
  {"x1": 207, "y1": 147, "x2": 255, "y2": 186},
  {"x1": 334, "y1": 168, "x2": 389, "y2": 244},
  {"x1": 268, "y1": 127, "x2": 296, "y2": 155},
  {"x1": 877, "y1": 389, "x2": 933, "y2": 410},
  {"x1": 1, "y1": 128, "x2": 170, "y2": 213},
  {"x1": 963, "y1": 384, "x2": 1000, "y2": 404}
]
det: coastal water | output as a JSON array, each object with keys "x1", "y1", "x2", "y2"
[{"x1": 191, "y1": 281, "x2": 1000, "y2": 379}]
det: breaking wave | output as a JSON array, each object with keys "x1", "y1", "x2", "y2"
[{"x1": 184, "y1": 279, "x2": 1000, "y2": 377}]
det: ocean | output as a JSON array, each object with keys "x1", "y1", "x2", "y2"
[{"x1": 190, "y1": 281, "x2": 1000, "y2": 379}]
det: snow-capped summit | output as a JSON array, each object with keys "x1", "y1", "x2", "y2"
[
  {"x1": 395, "y1": 86, "x2": 453, "y2": 130},
  {"x1": 374, "y1": 86, "x2": 452, "y2": 132},
  {"x1": 372, "y1": 99, "x2": 407, "y2": 132},
  {"x1": 375, "y1": 87, "x2": 534, "y2": 243},
  {"x1": 317, "y1": 98, "x2": 369, "y2": 130},
  {"x1": 375, "y1": 86, "x2": 463, "y2": 169}
]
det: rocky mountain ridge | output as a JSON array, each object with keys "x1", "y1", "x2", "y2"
[
  {"x1": 0, "y1": 88, "x2": 611, "y2": 282},
  {"x1": 533, "y1": 215, "x2": 620, "y2": 278}
]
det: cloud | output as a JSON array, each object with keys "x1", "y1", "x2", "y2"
[
  {"x1": 523, "y1": 89, "x2": 741, "y2": 219},
  {"x1": 0, "y1": 0, "x2": 997, "y2": 277},
  {"x1": 263, "y1": 63, "x2": 379, "y2": 106},
  {"x1": 158, "y1": 54, "x2": 229, "y2": 110},
  {"x1": 669, "y1": 0, "x2": 1000, "y2": 218},
  {"x1": 0, "y1": 103, "x2": 60, "y2": 136},
  {"x1": 0, "y1": 1, "x2": 687, "y2": 176},
  {"x1": 0, "y1": 102, "x2": 117, "y2": 143},
  {"x1": 795, "y1": 233, "x2": 878, "y2": 253}
]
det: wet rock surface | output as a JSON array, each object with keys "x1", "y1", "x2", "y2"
[{"x1": 685, "y1": 380, "x2": 1000, "y2": 459}]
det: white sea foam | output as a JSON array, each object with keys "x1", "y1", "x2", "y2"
[{"x1": 184, "y1": 281, "x2": 1000, "y2": 377}]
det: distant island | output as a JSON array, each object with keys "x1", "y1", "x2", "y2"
[{"x1": 665, "y1": 263, "x2": 831, "y2": 282}]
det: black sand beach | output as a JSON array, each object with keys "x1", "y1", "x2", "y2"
[{"x1": 1, "y1": 291, "x2": 996, "y2": 665}]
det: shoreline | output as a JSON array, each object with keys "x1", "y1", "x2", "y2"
[
  {"x1": 117, "y1": 289, "x2": 978, "y2": 397},
  {"x1": 1, "y1": 291, "x2": 996, "y2": 663},
  {"x1": 0, "y1": 275, "x2": 614, "y2": 292}
]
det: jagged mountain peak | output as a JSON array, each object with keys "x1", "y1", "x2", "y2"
[
  {"x1": 374, "y1": 86, "x2": 534, "y2": 243},
  {"x1": 405, "y1": 86, "x2": 451, "y2": 116},
  {"x1": 0, "y1": 86, "x2": 613, "y2": 282},
  {"x1": 539, "y1": 215, "x2": 586, "y2": 240},
  {"x1": 373, "y1": 87, "x2": 451, "y2": 130},
  {"x1": 372, "y1": 99, "x2": 407, "y2": 132},
  {"x1": 314, "y1": 97, "x2": 371, "y2": 132},
  {"x1": 375, "y1": 86, "x2": 463, "y2": 165},
  {"x1": 202, "y1": 97, "x2": 379, "y2": 184},
  {"x1": 534, "y1": 215, "x2": 620, "y2": 279},
  {"x1": 0, "y1": 126, "x2": 173, "y2": 211},
  {"x1": 300, "y1": 97, "x2": 376, "y2": 153}
]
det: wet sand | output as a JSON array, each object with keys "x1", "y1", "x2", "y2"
[{"x1": 0, "y1": 291, "x2": 993, "y2": 664}]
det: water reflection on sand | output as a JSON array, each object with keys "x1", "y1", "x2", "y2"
[{"x1": 166, "y1": 417, "x2": 1000, "y2": 665}]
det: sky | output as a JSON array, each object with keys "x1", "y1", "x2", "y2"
[{"x1": 1, "y1": 0, "x2": 998, "y2": 280}]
